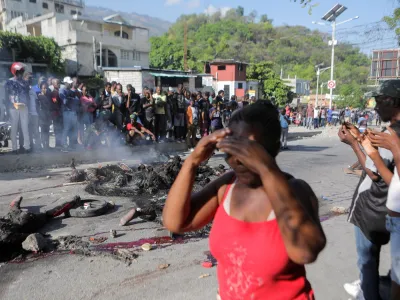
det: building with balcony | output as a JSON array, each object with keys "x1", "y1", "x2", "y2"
[
  {"x1": 0, "y1": 0, "x2": 84, "y2": 30},
  {"x1": 5, "y1": 12, "x2": 150, "y2": 76}
]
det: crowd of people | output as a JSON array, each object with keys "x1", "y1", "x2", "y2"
[
  {"x1": 2, "y1": 62, "x2": 262, "y2": 154},
  {"x1": 282, "y1": 104, "x2": 380, "y2": 130}
]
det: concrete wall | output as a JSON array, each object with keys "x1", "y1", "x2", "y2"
[{"x1": 104, "y1": 70, "x2": 145, "y2": 94}]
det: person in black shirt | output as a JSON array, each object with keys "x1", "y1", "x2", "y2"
[
  {"x1": 111, "y1": 84, "x2": 125, "y2": 131},
  {"x1": 216, "y1": 90, "x2": 225, "y2": 105},
  {"x1": 125, "y1": 84, "x2": 142, "y2": 123},
  {"x1": 141, "y1": 88, "x2": 155, "y2": 133},
  {"x1": 174, "y1": 87, "x2": 186, "y2": 142},
  {"x1": 100, "y1": 82, "x2": 112, "y2": 119},
  {"x1": 37, "y1": 82, "x2": 53, "y2": 149}
]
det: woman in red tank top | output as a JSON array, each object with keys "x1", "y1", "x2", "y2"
[{"x1": 163, "y1": 101, "x2": 326, "y2": 299}]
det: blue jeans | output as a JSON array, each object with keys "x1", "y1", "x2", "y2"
[
  {"x1": 62, "y1": 111, "x2": 78, "y2": 148},
  {"x1": 386, "y1": 215, "x2": 400, "y2": 285},
  {"x1": 355, "y1": 226, "x2": 382, "y2": 300},
  {"x1": 313, "y1": 118, "x2": 319, "y2": 129},
  {"x1": 320, "y1": 118, "x2": 325, "y2": 127},
  {"x1": 306, "y1": 117, "x2": 313, "y2": 129}
]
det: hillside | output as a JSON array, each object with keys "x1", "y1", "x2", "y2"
[
  {"x1": 150, "y1": 7, "x2": 371, "y2": 107},
  {"x1": 84, "y1": 6, "x2": 171, "y2": 36}
]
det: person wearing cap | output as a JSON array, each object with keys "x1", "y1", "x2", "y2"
[
  {"x1": 5, "y1": 62, "x2": 31, "y2": 154},
  {"x1": 339, "y1": 80, "x2": 400, "y2": 299},
  {"x1": 125, "y1": 113, "x2": 155, "y2": 145},
  {"x1": 59, "y1": 76, "x2": 80, "y2": 152}
]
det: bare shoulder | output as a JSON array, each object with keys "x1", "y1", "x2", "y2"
[{"x1": 214, "y1": 171, "x2": 236, "y2": 204}]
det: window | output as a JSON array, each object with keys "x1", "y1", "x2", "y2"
[
  {"x1": 195, "y1": 77, "x2": 202, "y2": 89},
  {"x1": 55, "y1": 3, "x2": 64, "y2": 13},
  {"x1": 217, "y1": 65, "x2": 226, "y2": 70},
  {"x1": 132, "y1": 50, "x2": 141, "y2": 61},
  {"x1": 121, "y1": 50, "x2": 130, "y2": 60},
  {"x1": 29, "y1": 0, "x2": 36, "y2": 3},
  {"x1": 70, "y1": 10, "x2": 77, "y2": 15},
  {"x1": 238, "y1": 83, "x2": 243, "y2": 89},
  {"x1": 114, "y1": 31, "x2": 129, "y2": 39},
  {"x1": 42, "y1": 2, "x2": 48, "y2": 9},
  {"x1": 78, "y1": 11, "x2": 82, "y2": 16}
]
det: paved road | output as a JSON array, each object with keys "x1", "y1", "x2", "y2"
[{"x1": 0, "y1": 133, "x2": 391, "y2": 300}]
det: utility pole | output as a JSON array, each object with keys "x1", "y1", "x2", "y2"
[
  {"x1": 329, "y1": 20, "x2": 336, "y2": 110},
  {"x1": 315, "y1": 64, "x2": 330, "y2": 108},
  {"x1": 313, "y1": 4, "x2": 359, "y2": 109},
  {"x1": 183, "y1": 22, "x2": 188, "y2": 71}
]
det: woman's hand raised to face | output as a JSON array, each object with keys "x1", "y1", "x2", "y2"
[
  {"x1": 216, "y1": 137, "x2": 278, "y2": 175},
  {"x1": 189, "y1": 128, "x2": 231, "y2": 166}
]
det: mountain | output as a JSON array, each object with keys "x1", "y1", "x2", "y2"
[{"x1": 83, "y1": 6, "x2": 171, "y2": 36}]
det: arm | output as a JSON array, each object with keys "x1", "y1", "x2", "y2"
[
  {"x1": 163, "y1": 130, "x2": 232, "y2": 233},
  {"x1": 350, "y1": 143, "x2": 380, "y2": 181},
  {"x1": 163, "y1": 159, "x2": 234, "y2": 233},
  {"x1": 338, "y1": 126, "x2": 379, "y2": 181}
]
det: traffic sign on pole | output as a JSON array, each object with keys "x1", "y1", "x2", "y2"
[{"x1": 327, "y1": 80, "x2": 336, "y2": 89}]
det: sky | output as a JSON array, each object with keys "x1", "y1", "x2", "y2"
[{"x1": 85, "y1": 0, "x2": 399, "y2": 53}]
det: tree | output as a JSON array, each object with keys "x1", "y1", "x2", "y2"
[
  {"x1": 247, "y1": 61, "x2": 292, "y2": 106},
  {"x1": 384, "y1": 4, "x2": 400, "y2": 44},
  {"x1": 0, "y1": 32, "x2": 64, "y2": 74},
  {"x1": 236, "y1": 6, "x2": 245, "y2": 17},
  {"x1": 260, "y1": 14, "x2": 273, "y2": 24}
]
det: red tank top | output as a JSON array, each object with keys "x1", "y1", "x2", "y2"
[{"x1": 209, "y1": 182, "x2": 314, "y2": 300}]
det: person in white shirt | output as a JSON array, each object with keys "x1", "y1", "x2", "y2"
[
  {"x1": 367, "y1": 125, "x2": 400, "y2": 300},
  {"x1": 313, "y1": 106, "x2": 320, "y2": 129}
]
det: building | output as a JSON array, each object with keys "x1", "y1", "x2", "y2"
[
  {"x1": 0, "y1": 0, "x2": 84, "y2": 30},
  {"x1": 103, "y1": 67, "x2": 201, "y2": 95},
  {"x1": 283, "y1": 76, "x2": 310, "y2": 96},
  {"x1": 370, "y1": 49, "x2": 400, "y2": 83},
  {"x1": 204, "y1": 59, "x2": 248, "y2": 99},
  {"x1": 6, "y1": 12, "x2": 150, "y2": 77}
]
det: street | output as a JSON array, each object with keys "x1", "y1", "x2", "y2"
[{"x1": 0, "y1": 128, "x2": 391, "y2": 300}]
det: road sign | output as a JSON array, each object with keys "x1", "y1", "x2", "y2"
[{"x1": 328, "y1": 80, "x2": 336, "y2": 89}]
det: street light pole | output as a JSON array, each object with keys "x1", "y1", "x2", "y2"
[
  {"x1": 313, "y1": 3, "x2": 359, "y2": 109},
  {"x1": 316, "y1": 68, "x2": 320, "y2": 108},
  {"x1": 329, "y1": 20, "x2": 336, "y2": 109}
]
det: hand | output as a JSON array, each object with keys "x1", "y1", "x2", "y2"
[
  {"x1": 338, "y1": 125, "x2": 358, "y2": 146},
  {"x1": 151, "y1": 134, "x2": 156, "y2": 141},
  {"x1": 216, "y1": 137, "x2": 278, "y2": 175},
  {"x1": 367, "y1": 127, "x2": 400, "y2": 152},
  {"x1": 360, "y1": 134, "x2": 379, "y2": 159},
  {"x1": 344, "y1": 122, "x2": 362, "y2": 141},
  {"x1": 189, "y1": 128, "x2": 231, "y2": 166}
]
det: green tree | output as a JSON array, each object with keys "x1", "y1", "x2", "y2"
[
  {"x1": 0, "y1": 32, "x2": 64, "y2": 74},
  {"x1": 247, "y1": 61, "x2": 292, "y2": 106},
  {"x1": 236, "y1": 6, "x2": 245, "y2": 17},
  {"x1": 384, "y1": 4, "x2": 400, "y2": 44}
]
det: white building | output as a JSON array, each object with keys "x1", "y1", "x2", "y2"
[
  {"x1": 5, "y1": 12, "x2": 150, "y2": 77},
  {"x1": 284, "y1": 76, "x2": 310, "y2": 96},
  {"x1": 0, "y1": 0, "x2": 84, "y2": 30}
]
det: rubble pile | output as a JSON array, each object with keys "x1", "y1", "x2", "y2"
[{"x1": 68, "y1": 156, "x2": 227, "y2": 197}]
